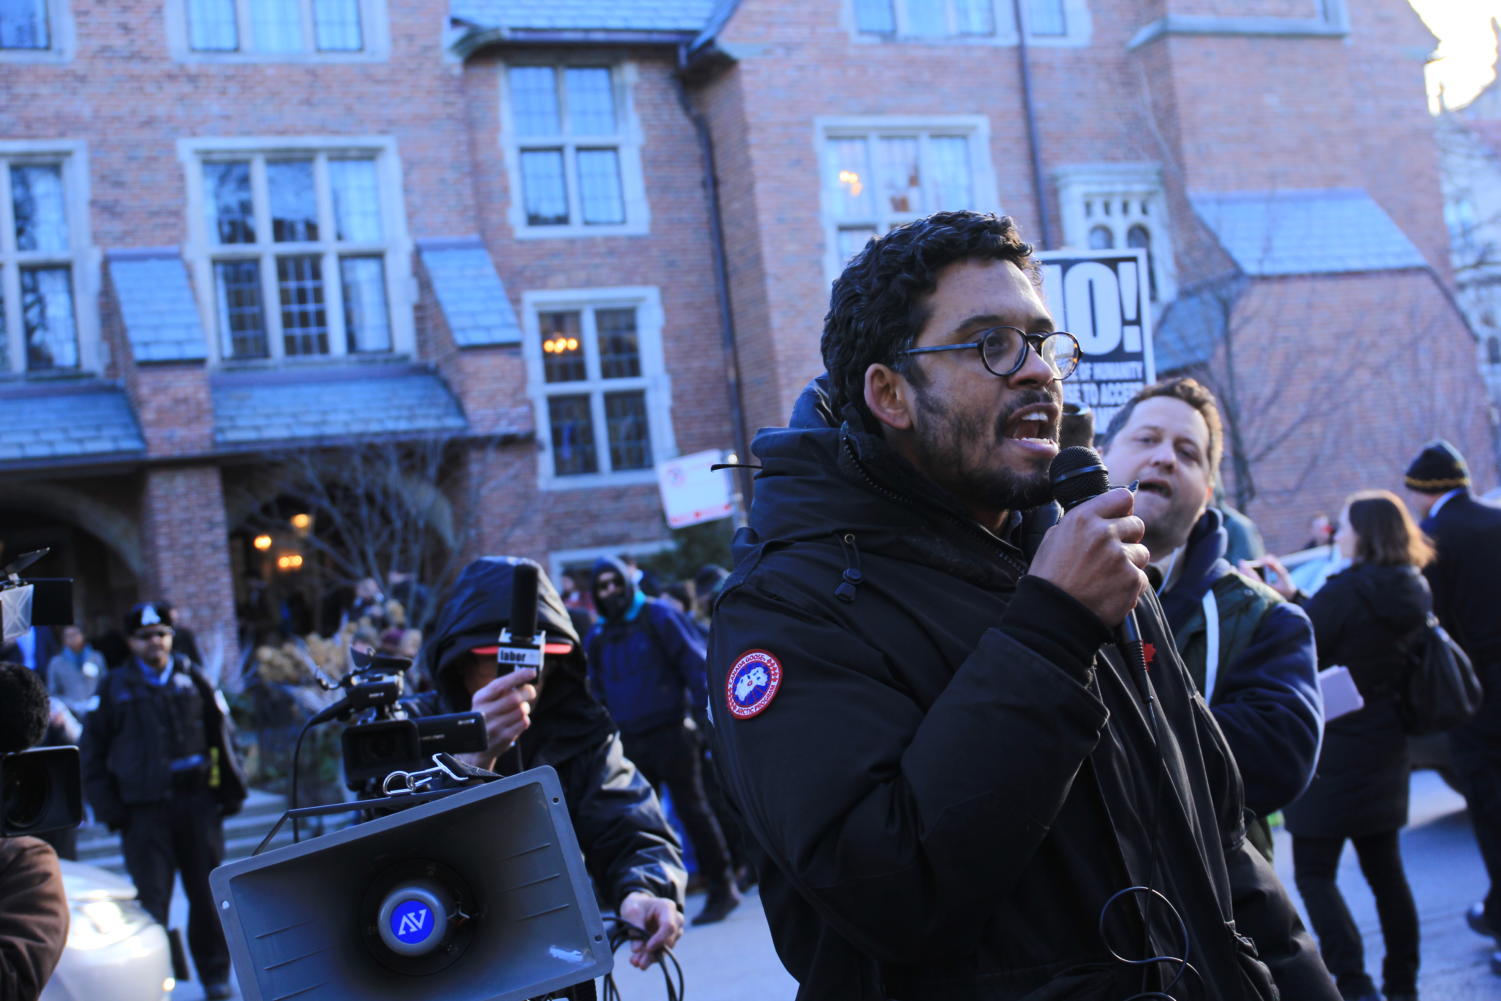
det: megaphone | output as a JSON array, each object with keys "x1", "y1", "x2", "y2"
[{"x1": 210, "y1": 766, "x2": 611, "y2": 1001}]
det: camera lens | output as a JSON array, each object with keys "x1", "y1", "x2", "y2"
[{"x1": 2, "y1": 756, "x2": 46, "y2": 830}]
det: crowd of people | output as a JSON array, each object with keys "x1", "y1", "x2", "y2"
[{"x1": 6, "y1": 208, "x2": 1501, "y2": 1001}]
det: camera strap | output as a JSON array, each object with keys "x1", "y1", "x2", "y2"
[{"x1": 381, "y1": 753, "x2": 499, "y2": 796}]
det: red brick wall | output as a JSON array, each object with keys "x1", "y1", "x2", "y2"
[{"x1": 140, "y1": 465, "x2": 240, "y2": 671}]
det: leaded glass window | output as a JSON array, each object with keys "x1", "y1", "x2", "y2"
[
  {"x1": 530, "y1": 300, "x2": 662, "y2": 479},
  {"x1": 0, "y1": 158, "x2": 80, "y2": 373},
  {"x1": 508, "y1": 64, "x2": 633, "y2": 230},
  {"x1": 203, "y1": 150, "x2": 390, "y2": 360}
]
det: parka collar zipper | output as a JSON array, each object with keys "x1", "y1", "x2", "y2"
[{"x1": 838, "y1": 431, "x2": 1030, "y2": 581}]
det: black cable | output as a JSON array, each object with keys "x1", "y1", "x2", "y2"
[
  {"x1": 598, "y1": 913, "x2": 685, "y2": 1001},
  {"x1": 289, "y1": 714, "x2": 317, "y2": 844},
  {"x1": 1094, "y1": 639, "x2": 1204, "y2": 1001}
]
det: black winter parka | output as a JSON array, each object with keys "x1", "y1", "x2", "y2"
[
  {"x1": 708, "y1": 397, "x2": 1298, "y2": 1001},
  {"x1": 1283, "y1": 562, "x2": 1429, "y2": 839}
]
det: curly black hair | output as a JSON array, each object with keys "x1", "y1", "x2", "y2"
[
  {"x1": 821, "y1": 211, "x2": 1036, "y2": 429},
  {"x1": 0, "y1": 661, "x2": 50, "y2": 753}
]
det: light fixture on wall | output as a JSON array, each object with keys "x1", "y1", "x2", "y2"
[{"x1": 253, "y1": 534, "x2": 273, "y2": 551}]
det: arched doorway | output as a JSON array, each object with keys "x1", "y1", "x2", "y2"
[{"x1": 0, "y1": 479, "x2": 143, "y2": 663}]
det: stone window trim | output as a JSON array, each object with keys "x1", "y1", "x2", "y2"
[
  {"x1": 0, "y1": 0, "x2": 74, "y2": 62},
  {"x1": 521, "y1": 285, "x2": 677, "y2": 491},
  {"x1": 178, "y1": 135, "x2": 415, "y2": 367},
  {"x1": 847, "y1": 0, "x2": 1092, "y2": 48},
  {"x1": 547, "y1": 539, "x2": 672, "y2": 597},
  {"x1": 1127, "y1": 1, "x2": 1349, "y2": 50},
  {"x1": 0, "y1": 140, "x2": 101, "y2": 376},
  {"x1": 163, "y1": 0, "x2": 391, "y2": 64},
  {"x1": 815, "y1": 114, "x2": 1003, "y2": 285},
  {"x1": 497, "y1": 59, "x2": 651, "y2": 240},
  {"x1": 1054, "y1": 162, "x2": 1177, "y2": 307}
]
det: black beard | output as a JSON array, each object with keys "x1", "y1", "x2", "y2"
[
  {"x1": 597, "y1": 592, "x2": 629, "y2": 620},
  {"x1": 913, "y1": 386, "x2": 1057, "y2": 513}
]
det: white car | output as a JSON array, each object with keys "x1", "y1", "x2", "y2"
[{"x1": 40, "y1": 859, "x2": 174, "y2": 1001}]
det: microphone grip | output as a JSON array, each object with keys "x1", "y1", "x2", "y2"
[{"x1": 510, "y1": 562, "x2": 540, "y2": 639}]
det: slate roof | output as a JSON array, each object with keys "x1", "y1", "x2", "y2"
[
  {"x1": 450, "y1": 0, "x2": 719, "y2": 33},
  {"x1": 419, "y1": 240, "x2": 523, "y2": 347},
  {"x1": 212, "y1": 366, "x2": 468, "y2": 447},
  {"x1": 1152, "y1": 279, "x2": 1244, "y2": 374},
  {"x1": 0, "y1": 384, "x2": 146, "y2": 465},
  {"x1": 1189, "y1": 189, "x2": 1428, "y2": 277},
  {"x1": 109, "y1": 252, "x2": 208, "y2": 363}
]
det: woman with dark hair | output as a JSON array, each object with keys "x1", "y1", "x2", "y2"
[{"x1": 1284, "y1": 489, "x2": 1434, "y2": 1001}]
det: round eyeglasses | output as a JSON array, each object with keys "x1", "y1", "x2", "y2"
[{"x1": 903, "y1": 327, "x2": 1081, "y2": 381}]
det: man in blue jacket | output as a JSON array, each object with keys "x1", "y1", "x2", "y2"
[
  {"x1": 586, "y1": 557, "x2": 740, "y2": 924},
  {"x1": 1100, "y1": 377, "x2": 1323, "y2": 855},
  {"x1": 1101, "y1": 378, "x2": 1330, "y2": 1000}
]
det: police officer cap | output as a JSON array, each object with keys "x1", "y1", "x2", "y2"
[
  {"x1": 124, "y1": 601, "x2": 174, "y2": 635},
  {"x1": 1403, "y1": 439, "x2": 1469, "y2": 493}
]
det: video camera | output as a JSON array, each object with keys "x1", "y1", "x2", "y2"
[
  {"x1": 1, "y1": 547, "x2": 73, "y2": 647},
  {"x1": 305, "y1": 647, "x2": 487, "y2": 790},
  {"x1": 1, "y1": 547, "x2": 82, "y2": 840}
]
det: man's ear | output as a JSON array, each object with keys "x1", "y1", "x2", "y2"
[{"x1": 864, "y1": 363, "x2": 914, "y2": 432}]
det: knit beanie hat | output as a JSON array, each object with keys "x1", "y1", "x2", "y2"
[{"x1": 1404, "y1": 439, "x2": 1469, "y2": 493}]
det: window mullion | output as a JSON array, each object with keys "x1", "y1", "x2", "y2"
[
  {"x1": 581, "y1": 308, "x2": 609, "y2": 472},
  {"x1": 313, "y1": 156, "x2": 347, "y2": 356},
  {"x1": 562, "y1": 144, "x2": 581, "y2": 227},
  {"x1": 236, "y1": 0, "x2": 253, "y2": 51},
  {"x1": 0, "y1": 163, "x2": 17, "y2": 372},
  {"x1": 251, "y1": 157, "x2": 284, "y2": 360},
  {"x1": 301, "y1": 0, "x2": 317, "y2": 53},
  {"x1": 581, "y1": 306, "x2": 601, "y2": 382},
  {"x1": 0, "y1": 162, "x2": 15, "y2": 257},
  {"x1": 324, "y1": 249, "x2": 346, "y2": 355},
  {"x1": 589, "y1": 383, "x2": 610, "y2": 473}
]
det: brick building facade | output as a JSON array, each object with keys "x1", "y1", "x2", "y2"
[{"x1": 1, "y1": 0, "x2": 1493, "y2": 659}]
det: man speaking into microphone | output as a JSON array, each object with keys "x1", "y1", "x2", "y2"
[{"x1": 707, "y1": 211, "x2": 1328, "y2": 1000}]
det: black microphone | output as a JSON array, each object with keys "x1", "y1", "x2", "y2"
[
  {"x1": 496, "y1": 561, "x2": 544, "y2": 674},
  {"x1": 1048, "y1": 445, "x2": 1146, "y2": 671}
]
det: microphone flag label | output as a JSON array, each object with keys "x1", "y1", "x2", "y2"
[{"x1": 726, "y1": 649, "x2": 782, "y2": 719}]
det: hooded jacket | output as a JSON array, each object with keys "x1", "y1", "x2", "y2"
[
  {"x1": 707, "y1": 382, "x2": 1291, "y2": 1001},
  {"x1": 1158, "y1": 508, "x2": 1322, "y2": 819},
  {"x1": 410, "y1": 557, "x2": 687, "y2": 912},
  {"x1": 583, "y1": 557, "x2": 710, "y2": 736},
  {"x1": 1284, "y1": 562, "x2": 1431, "y2": 839}
]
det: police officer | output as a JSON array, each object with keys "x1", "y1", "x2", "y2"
[{"x1": 80, "y1": 602, "x2": 246, "y2": 1000}]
